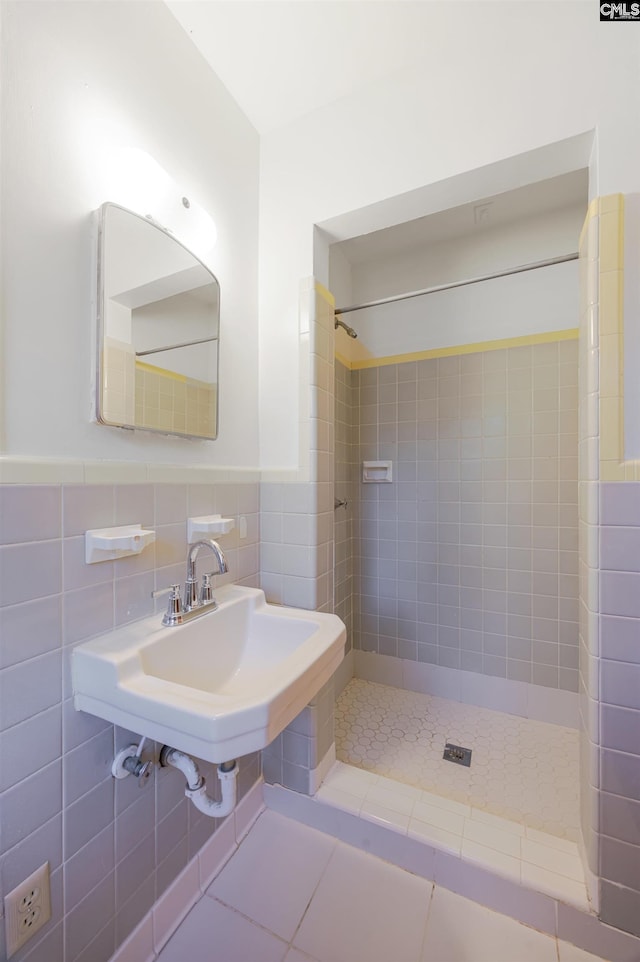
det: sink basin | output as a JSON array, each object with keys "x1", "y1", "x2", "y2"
[{"x1": 72, "y1": 584, "x2": 346, "y2": 762}]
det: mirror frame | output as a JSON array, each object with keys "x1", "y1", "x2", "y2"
[{"x1": 95, "y1": 202, "x2": 221, "y2": 440}]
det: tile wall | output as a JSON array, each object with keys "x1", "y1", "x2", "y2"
[
  {"x1": 334, "y1": 359, "x2": 355, "y2": 654},
  {"x1": 260, "y1": 281, "x2": 335, "y2": 616},
  {"x1": 577, "y1": 192, "x2": 601, "y2": 903},
  {"x1": 599, "y1": 482, "x2": 640, "y2": 934},
  {"x1": 349, "y1": 340, "x2": 579, "y2": 691},
  {"x1": 261, "y1": 282, "x2": 338, "y2": 795},
  {"x1": 578, "y1": 193, "x2": 640, "y2": 937},
  {"x1": 134, "y1": 364, "x2": 217, "y2": 440},
  {"x1": 0, "y1": 480, "x2": 261, "y2": 962},
  {"x1": 101, "y1": 339, "x2": 218, "y2": 439},
  {"x1": 102, "y1": 338, "x2": 136, "y2": 427}
]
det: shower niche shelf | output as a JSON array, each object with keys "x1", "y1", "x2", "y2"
[{"x1": 362, "y1": 460, "x2": 393, "y2": 483}]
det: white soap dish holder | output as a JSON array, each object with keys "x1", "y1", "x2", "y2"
[
  {"x1": 187, "y1": 514, "x2": 235, "y2": 542},
  {"x1": 85, "y1": 525, "x2": 156, "y2": 564}
]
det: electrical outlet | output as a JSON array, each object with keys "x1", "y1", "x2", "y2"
[{"x1": 4, "y1": 862, "x2": 51, "y2": 958}]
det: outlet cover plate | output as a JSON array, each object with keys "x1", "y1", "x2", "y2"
[{"x1": 4, "y1": 862, "x2": 51, "y2": 958}]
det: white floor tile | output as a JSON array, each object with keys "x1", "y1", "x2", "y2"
[
  {"x1": 323, "y1": 762, "x2": 375, "y2": 797},
  {"x1": 521, "y1": 862, "x2": 588, "y2": 910},
  {"x1": 421, "y1": 887, "x2": 558, "y2": 962},
  {"x1": 408, "y1": 818, "x2": 462, "y2": 855},
  {"x1": 156, "y1": 897, "x2": 288, "y2": 962},
  {"x1": 461, "y1": 839, "x2": 521, "y2": 882},
  {"x1": 413, "y1": 799, "x2": 465, "y2": 835},
  {"x1": 365, "y1": 783, "x2": 417, "y2": 815},
  {"x1": 420, "y1": 789, "x2": 470, "y2": 818},
  {"x1": 525, "y1": 825, "x2": 579, "y2": 854},
  {"x1": 293, "y1": 841, "x2": 432, "y2": 962},
  {"x1": 360, "y1": 798, "x2": 410, "y2": 832},
  {"x1": 462, "y1": 818, "x2": 521, "y2": 858},
  {"x1": 469, "y1": 808, "x2": 525, "y2": 837},
  {"x1": 207, "y1": 810, "x2": 335, "y2": 941},
  {"x1": 521, "y1": 837, "x2": 584, "y2": 882},
  {"x1": 336, "y1": 679, "x2": 579, "y2": 839},
  {"x1": 315, "y1": 783, "x2": 363, "y2": 814}
]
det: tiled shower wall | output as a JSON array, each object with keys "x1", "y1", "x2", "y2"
[
  {"x1": 334, "y1": 359, "x2": 355, "y2": 654},
  {"x1": 0, "y1": 481, "x2": 260, "y2": 962},
  {"x1": 349, "y1": 340, "x2": 579, "y2": 691}
]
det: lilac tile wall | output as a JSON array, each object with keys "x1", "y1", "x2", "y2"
[
  {"x1": 598, "y1": 481, "x2": 640, "y2": 936},
  {"x1": 0, "y1": 481, "x2": 261, "y2": 962},
  {"x1": 350, "y1": 341, "x2": 579, "y2": 691}
]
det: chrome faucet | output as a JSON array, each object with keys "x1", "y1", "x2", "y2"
[
  {"x1": 154, "y1": 539, "x2": 229, "y2": 627},
  {"x1": 183, "y1": 539, "x2": 228, "y2": 610}
]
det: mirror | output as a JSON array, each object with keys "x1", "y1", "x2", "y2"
[{"x1": 96, "y1": 202, "x2": 220, "y2": 440}]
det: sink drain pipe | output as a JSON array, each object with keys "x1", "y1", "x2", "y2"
[{"x1": 160, "y1": 746, "x2": 238, "y2": 818}]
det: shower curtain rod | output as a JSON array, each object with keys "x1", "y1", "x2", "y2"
[{"x1": 334, "y1": 252, "x2": 579, "y2": 317}]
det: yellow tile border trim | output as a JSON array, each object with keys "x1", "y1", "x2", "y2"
[
  {"x1": 337, "y1": 329, "x2": 578, "y2": 370},
  {"x1": 314, "y1": 282, "x2": 336, "y2": 307},
  {"x1": 596, "y1": 192, "x2": 640, "y2": 481},
  {"x1": 136, "y1": 360, "x2": 187, "y2": 382}
]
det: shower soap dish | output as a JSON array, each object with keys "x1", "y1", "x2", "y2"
[
  {"x1": 187, "y1": 514, "x2": 235, "y2": 542},
  {"x1": 362, "y1": 460, "x2": 393, "y2": 483},
  {"x1": 85, "y1": 525, "x2": 156, "y2": 564}
]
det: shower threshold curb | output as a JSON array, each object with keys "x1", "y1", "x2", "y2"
[{"x1": 263, "y1": 774, "x2": 640, "y2": 962}]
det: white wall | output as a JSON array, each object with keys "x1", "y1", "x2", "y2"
[
  {"x1": 259, "y1": 1, "x2": 640, "y2": 469},
  {"x1": 331, "y1": 204, "x2": 584, "y2": 357},
  {"x1": 1, "y1": 1, "x2": 259, "y2": 466}
]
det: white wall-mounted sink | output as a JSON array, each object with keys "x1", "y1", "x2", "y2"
[{"x1": 72, "y1": 585, "x2": 346, "y2": 762}]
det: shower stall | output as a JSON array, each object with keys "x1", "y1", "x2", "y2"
[
  {"x1": 333, "y1": 335, "x2": 580, "y2": 837},
  {"x1": 265, "y1": 179, "x2": 640, "y2": 954},
  {"x1": 327, "y1": 178, "x2": 594, "y2": 908}
]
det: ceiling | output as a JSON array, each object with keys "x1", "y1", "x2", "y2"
[
  {"x1": 165, "y1": 1, "x2": 459, "y2": 134},
  {"x1": 165, "y1": 3, "x2": 590, "y2": 264}
]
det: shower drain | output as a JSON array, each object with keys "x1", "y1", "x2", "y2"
[{"x1": 443, "y1": 743, "x2": 472, "y2": 767}]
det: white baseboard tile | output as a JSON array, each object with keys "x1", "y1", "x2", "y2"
[
  {"x1": 333, "y1": 649, "x2": 355, "y2": 697},
  {"x1": 527, "y1": 684, "x2": 579, "y2": 728},
  {"x1": 263, "y1": 783, "x2": 436, "y2": 882},
  {"x1": 198, "y1": 813, "x2": 238, "y2": 892},
  {"x1": 152, "y1": 859, "x2": 201, "y2": 956},
  {"x1": 403, "y1": 660, "x2": 462, "y2": 701},
  {"x1": 233, "y1": 777, "x2": 266, "y2": 844},
  {"x1": 109, "y1": 915, "x2": 155, "y2": 962},
  {"x1": 557, "y1": 902, "x2": 640, "y2": 962},
  {"x1": 432, "y1": 846, "x2": 557, "y2": 937},
  {"x1": 110, "y1": 778, "x2": 265, "y2": 962},
  {"x1": 459, "y1": 671, "x2": 528, "y2": 717},
  {"x1": 354, "y1": 650, "x2": 403, "y2": 687},
  {"x1": 309, "y1": 743, "x2": 336, "y2": 794},
  {"x1": 354, "y1": 652, "x2": 579, "y2": 729}
]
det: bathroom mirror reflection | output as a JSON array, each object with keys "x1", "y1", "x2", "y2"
[{"x1": 96, "y1": 202, "x2": 220, "y2": 440}]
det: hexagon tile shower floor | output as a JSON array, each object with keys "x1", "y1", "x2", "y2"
[{"x1": 334, "y1": 679, "x2": 579, "y2": 841}]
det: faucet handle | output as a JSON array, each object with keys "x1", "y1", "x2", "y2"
[
  {"x1": 199, "y1": 572, "x2": 216, "y2": 605},
  {"x1": 151, "y1": 584, "x2": 180, "y2": 600},
  {"x1": 153, "y1": 585, "x2": 184, "y2": 626}
]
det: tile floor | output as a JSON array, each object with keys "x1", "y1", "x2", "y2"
[
  {"x1": 315, "y1": 761, "x2": 588, "y2": 909},
  {"x1": 156, "y1": 809, "x2": 607, "y2": 962},
  {"x1": 335, "y1": 679, "x2": 580, "y2": 840}
]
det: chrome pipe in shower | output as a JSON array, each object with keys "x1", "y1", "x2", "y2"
[{"x1": 335, "y1": 317, "x2": 358, "y2": 339}]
